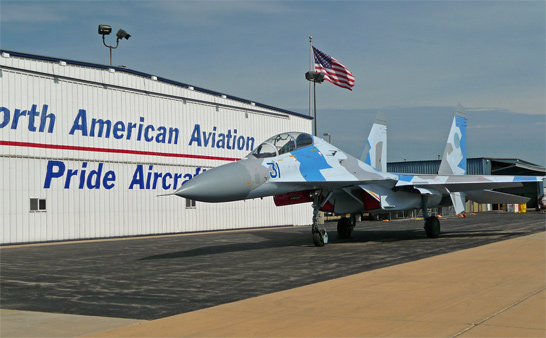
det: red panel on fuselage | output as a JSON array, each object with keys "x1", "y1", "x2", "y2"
[
  {"x1": 273, "y1": 190, "x2": 335, "y2": 212},
  {"x1": 273, "y1": 190, "x2": 314, "y2": 206},
  {"x1": 362, "y1": 190, "x2": 381, "y2": 210}
]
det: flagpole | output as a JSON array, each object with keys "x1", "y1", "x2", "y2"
[
  {"x1": 306, "y1": 37, "x2": 322, "y2": 136},
  {"x1": 309, "y1": 37, "x2": 317, "y2": 136},
  {"x1": 309, "y1": 36, "x2": 313, "y2": 118},
  {"x1": 314, "y1": 80, "x2": 317, "y2": 137}
]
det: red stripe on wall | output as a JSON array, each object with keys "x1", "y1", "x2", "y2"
[{"x1": 0, "y1": 141, "x2": 240, "y2": 162}]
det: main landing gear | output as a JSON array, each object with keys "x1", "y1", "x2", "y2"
[
  {"x1": 424, "y1": 215, "x2": 440, "y2": 238},
  {"x1": 422, "y1": 196, "x2": 441, "y2": 238},
  {"x1": 337, "y1": 215, "x2": 354, "y2": 239}
]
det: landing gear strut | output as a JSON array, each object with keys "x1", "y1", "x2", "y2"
[
  {"x1": 312, "y1": 192, "x2": 328, "y2": 247},
  {"x1": 422, "y1": 196, "x2": 441, "y2": 238}
]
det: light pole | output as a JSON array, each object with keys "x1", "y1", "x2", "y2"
[
  {"x1": 98, "y1": 25, "x2": 131, "y2": 66},
  {"x1": 305, "y1": 71, "x2": 324, "y2": 136}
]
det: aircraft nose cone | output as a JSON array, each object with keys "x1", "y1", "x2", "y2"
[{"x1": 175, "y1": 162, "x2": 252, "y2": 202}]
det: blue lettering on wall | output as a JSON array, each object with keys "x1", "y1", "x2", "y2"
[
  {"x1": 129, "y1": 164, "x2": 206, "y2": 190},
  {"x1": 0, "y1": 104, "x2": 55, "y2": 133},
  {"x1": 44, "y1": 160, "x2": 116, "y2": 189},
  {"x1": 188, "y1": 124, "x2": 254, "y2": 151},
  {"x1": 69, "y1": 109, "x2": 179, "y2": 144},
  {"x1": 69, "y1": 109, "x2": 88, "y2": 135},
  {"x1": 44, "y1": 160, "x2": 65, "y2": 188},
  {"x1": 0, "y1": 107, "x2": 8, "y2": 128},
  {"x1": 44, "y1": 161, "x2": 206, "y2": 190},
  {"x1": 2, "y1": 106, "x2": 256, "y2": 155}
]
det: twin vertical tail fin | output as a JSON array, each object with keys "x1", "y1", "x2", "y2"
[
  {"x1": 439, "y1": 104, "x2": 467, "y2": 175},
  {"x1": 439, "y1": 104, "x2": 468, "y2": 213},
  {"x1": 361, "y1": 112, "x2": 387, "y2": 172}
]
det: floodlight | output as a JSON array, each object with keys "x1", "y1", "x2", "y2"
[
  {"x1": 305, "y1": 71, "x2": 325, "y2": 83},
  {"x1": 99, "y1": 26, "x2": 131, "y2": 66},
  {"x1": 116, "y1": 29, "x2": 131, "y2": 40},
  {"x1": 98, "y1": 25, "x2": 112, "y2": 35}
]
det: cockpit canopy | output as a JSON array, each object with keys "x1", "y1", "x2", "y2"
[{"x1": 248, "y1": 132, "x2": 314, "y2": 158}]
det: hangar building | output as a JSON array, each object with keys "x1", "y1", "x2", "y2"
[{"x1": 0, "y1": 50, "x2": 312, "y2": 245}]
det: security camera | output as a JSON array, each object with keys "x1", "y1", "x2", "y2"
[
  {"x1": 98, "y1": 25, "x2": 112, "y2": 35},
  {"x1": 116, "y1": 29, "x2": 131, "y2": 40}
]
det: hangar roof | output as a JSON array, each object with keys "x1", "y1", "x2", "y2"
[
  {"x1": 388, "y1": 157, "x2": 546, "y2": 176},
  {"x1": 0, "y1": 49, "x2": 312, "y2": 121},
  {"x1": 488, "y1": 158, "x2": 546, "y2": 176}
]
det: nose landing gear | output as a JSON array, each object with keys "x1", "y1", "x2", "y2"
[
  {"x1": 312, "y1": 227, "x2": 328, "y2": 247},
  {"x1": 311, "y1": 191, "x2": 328, "y2": 247}
]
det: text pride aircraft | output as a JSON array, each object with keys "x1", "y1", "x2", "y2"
[{"x1": 176, "y1": 108, "x2": 540, "y2": 246}]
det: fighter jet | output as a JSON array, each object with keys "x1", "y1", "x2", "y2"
[{"x1": 176, "y1": 108, "x2": 541, "y2": 246}]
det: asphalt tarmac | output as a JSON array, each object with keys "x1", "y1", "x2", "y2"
[{"x1": 1, "y1": 212, "x2": 544, "y2": 322}]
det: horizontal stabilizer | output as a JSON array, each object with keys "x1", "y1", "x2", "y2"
[{"x1": 465, "y1": 190, "x2": 530, "y2": 204}]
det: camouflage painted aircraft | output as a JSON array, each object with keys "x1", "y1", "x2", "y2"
[{"x1": 176, "y1": 106, "x2": 541, "y2": 246}]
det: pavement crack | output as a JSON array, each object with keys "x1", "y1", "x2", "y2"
[{"x1": 451, "y1": 287, "x2": 546, "y2": 338}]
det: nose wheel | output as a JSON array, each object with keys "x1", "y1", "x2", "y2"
[{"x1": 312, "y1": 227, "x2": 328, "y2": 247}]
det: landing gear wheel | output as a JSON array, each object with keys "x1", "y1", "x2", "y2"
[
  {"x1": 424, "y1": 216, "x2": 441, "y2": 238},
  {"x1": 313, "y1": 229, "x2": 327, "y2": 247},
  {"x1": 337, "y1": 217, "x2": 353, "y2": 239}
]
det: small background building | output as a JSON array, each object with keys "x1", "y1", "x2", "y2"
[{"x1": 0, "y1": 50, "x2": 313, "y2": 245}]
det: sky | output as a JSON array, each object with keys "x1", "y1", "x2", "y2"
[{"x1": 1, "y1": 0, "x2": 545, "y2": 166}]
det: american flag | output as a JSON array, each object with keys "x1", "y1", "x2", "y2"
[{"x1": 313, "y1": 47, "x2": 355, "y2": 91}]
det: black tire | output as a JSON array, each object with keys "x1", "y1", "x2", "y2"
[
  {"x1": 337, "y1": 217, "x2": 352, "y2": 239},
  {"x1": 313, "y1": 231, "x2": 325, "y2": 247},
  {"x1": 424, "y1": 216, "x2": 441, "y2": 238}
]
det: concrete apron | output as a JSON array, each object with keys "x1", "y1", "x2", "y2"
[
  {"x1": 85, "y1": 232, "x2": 545, "y2": 338},
  {"x1": 0, "y1": 310, "x2": 142, "y2": 338}
]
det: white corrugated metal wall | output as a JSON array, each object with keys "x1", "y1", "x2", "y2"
[{"x1": 0, "y1": 52, "x2": 312, "y2": 244}]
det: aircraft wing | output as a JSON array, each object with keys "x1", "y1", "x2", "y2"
[
  {"x1": 272, "y1": 172, "x2": 540, "y2": 192},
  {"x1": 270, "y1": 173, "x2": 541, "y2": 198},
  {"x1": 395, "y1": 174, "x2": 540, "y2": 192},
  {"x1": 464, "y1": 190, "x2": 530, "y2": 204},
  {"x1": 270, "y1": 173, "x2": 540, "y2": 214},
  {"x1": 270, "y1": 177, "x2": 397, "y2": 192}
]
